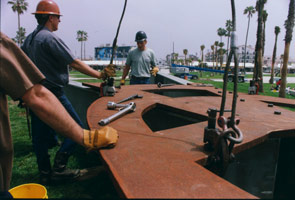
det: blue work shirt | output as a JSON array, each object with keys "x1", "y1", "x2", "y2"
[{"x1": 22, "y1": 25, "x2": 75, "y2": 88}]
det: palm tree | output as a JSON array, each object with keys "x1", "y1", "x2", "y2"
[
  {"x1": 225, "y1": 20, "x2": 233, "y2": 58},
  {"x1": 200, "y1": 45, "x2": 205, "y2": 77},
  {"x1": 253, "y1": 0, "x2": 267, "y2": 93},
  {"x1": 262, "y1": 10, "x2": 268, "y2": 57},
  {"x1": 174, "y1": 53, "x2": 179, "y2": 64},
  {"x1": 214, "y1": 41, "x2": 219, "y2": 71},
  {"x1": 183, "y1": 49, "x2": 188, "y2": 65},
  {"x1": 200, "y1": 45, "x2": 205, "y2": 67},
  {"x1": 243, "y1": 6, "x2": 256, "y2": 72},
  {"x1": 218, "y1": 42, "x2": 225, "y2": 68},
  {"x1": 269, "y1": 26, "x2": 280, "y2": 84},
  {"x1": 217, "y1": 27, "x2": 227, "y2": 43},
  {"x1": 279, "y1": 54, "x2": 284, "y2": 77},
  {"x1": 12, "y1": 27, "x2": 26, "y2": 45},
  {"x1": 179, "y1": 59, "x2": 184, "y2": 65},
  {"x1": 77, "y1": 30, "x2": 83, "y2": 59},
  {"x1": 188, "y1": 58, "x2": 193, "y2": 66},
  {"x1": 83, "y1": 31, "x2": 88, "y2": 60},
  {"x1": 279, "y1": 0, "x2": 295, "y2": 98},
  {"x1": 211, "y1": 45, "x2": 215, "y2": 69},
  {"x1": 8, "y1": 0, "x2": 28, "y2": 46},
  {"x1": 76, "y1": 30, "x2": 88, "y2": 60}
]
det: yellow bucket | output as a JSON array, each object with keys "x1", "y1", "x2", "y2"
[{"x1": 9, "y1": 183, "x2": 48, "y2": 199}]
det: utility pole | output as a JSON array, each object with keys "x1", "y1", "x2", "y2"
[
  {"x1": 171, "y1": 42, "x2": 175, "y2": 64},
  {"x1": 173, "y1": 42, "x2": 174, "y2": 54}
]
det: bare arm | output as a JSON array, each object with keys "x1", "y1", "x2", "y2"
[
  {"x1": 121, "y1": 65, "x2": 131, "y2": 80},
  {"x1": 70, "y1": 59, "x2": 102, "y2": 79},
  {"x1": 22, "y1": 84, "x2": 84, "y2": 146}
]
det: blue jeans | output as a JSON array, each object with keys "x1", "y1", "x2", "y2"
[
  {"x1": 30, "y1": 91, "x2": 84, "y2": 172},
  {"x1": 130, "y1": 75, "x2": 150, "y2": 85}
]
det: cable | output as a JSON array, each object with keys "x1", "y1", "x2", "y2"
[{"x1": 110, "y1": 0, "x2": 128, "y2": 64}]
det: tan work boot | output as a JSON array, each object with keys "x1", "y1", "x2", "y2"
[{"x1": 51, "y1": 152, "x2": 80, "y2": 182}]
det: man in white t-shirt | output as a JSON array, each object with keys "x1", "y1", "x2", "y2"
[{"x1": 120, "y1": 31, "x2": 159, "y2": 85}]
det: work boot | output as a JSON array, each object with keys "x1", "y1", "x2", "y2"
[
  {"x1": 37, "y1": 155, "x2": 52, "y2": 185},
  {"x1": 75, "y1": 166, "x2": 106, "y2": 181},
  {"x1": 52, "y1": 152, "x2": 80, "y2": 182},
  {"x1": 39, "y1": 170, "x2": 52, "y2": 185}
]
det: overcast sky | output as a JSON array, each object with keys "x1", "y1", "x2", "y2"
[{"x1": 1, "y1": 0, "x2": 293, "y2": 61}]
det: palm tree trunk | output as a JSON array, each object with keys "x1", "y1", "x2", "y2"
[
  {"x1": 257, "y1": 48, "x2": 263, "y2": 92},
  {"x1": 279, "y1": 42, "x2": 290, "y2": 98},
  {"x1": 226, "y1": 34, "x2": 230, "y2": 59},
  {"x1": 84, "y1": 41, "x2": 86, "y2": 60},
  {"x1": 18, "y1": 12, "x2": 21, "y2": 46},
  {"x1": 80, "y1": 41, "x2": 83, "y2": 60},
  {"x1": 212, "y1": 50, "x2": 215, "y2": 71},
  {"x1": 279, "y1": 0, "x2": 295, "y2": 97},
  {"x1": 269, "y1": 35, "x2": 278, "y2": 84},
  {"x1": 262, "y1": 23, "x2": 266, "y2": 57},
  {"x1": 254, "y1": 0, "x2": 264, "y2": 93},
  {"x1": 244, "y1": 16, "x2": 251, "y2": 73},
  {"x1": 215, "y1": 46, "x2": 218, "y2": 74}
]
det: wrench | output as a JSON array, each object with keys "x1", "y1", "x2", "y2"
[
  {"x1": 117, "y1": 94, "x2": 143, "y2": 104},
  {"x1": 99, "y1": 102, "x2": 136, "y2": 126},
  {"x1": 107, "y1": 101, "x2": 129, "y2": 110}
]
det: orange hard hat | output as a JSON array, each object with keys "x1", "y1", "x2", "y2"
[{"x1": 32, "y1": 0, "x2": 62, "y2": 16}]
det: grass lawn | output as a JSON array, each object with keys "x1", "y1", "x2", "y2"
[
  {"x1": 191, "y1": 79, "x2": 295, "y2": 99},
  {"x1": 8, "y1": 71, "x2": 295, "y2": 198}
]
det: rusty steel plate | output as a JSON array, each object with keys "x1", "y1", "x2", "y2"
[{"x1": 85, "y1": 83, "x2": 295, "y2": 198}]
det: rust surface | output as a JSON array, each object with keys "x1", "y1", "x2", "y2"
[{"x1": 85, "y1": 83, "x2": 295, "y2": 199}]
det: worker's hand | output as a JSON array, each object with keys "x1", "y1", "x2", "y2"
[
  {"x1": 151, "y1": 66, "x2": 159, "y2": 76},
  {"x1": 120, "y1": 79, "x2": 125, "y2": 85},
  {"x1": 101, "y1": 64, "x2": 116, "y2": 80},
  {"x1": 83, "y1": 126, "x2": 118, "y2": 151}
]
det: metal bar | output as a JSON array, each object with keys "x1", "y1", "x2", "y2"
[
  {"x1": 99, "y1": 102, "x2": 136, "y2": 126},
  {"x1": 157, "y1": 82, "x2": 175, "y2": 88},
  {"x1": 117, "y1": 94, "x2": 143, "y2": 104}
]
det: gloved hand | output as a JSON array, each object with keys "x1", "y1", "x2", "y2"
[
  {"x1": 83, "y1": 126, "x2": 118, "y2": 151},
  {"x1": 100, "y1": 64, "x2": 116, "y2": 80},
  {"x1": 151, "y1": 66, "x2": 159, "y2": 76},
  {"x1": 120, "y1": 79, "x2": 125, "y2": 85}
]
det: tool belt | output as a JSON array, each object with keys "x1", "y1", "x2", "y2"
[{"x1": 130, "y1": 75, "x2": 149, "y2": 80}]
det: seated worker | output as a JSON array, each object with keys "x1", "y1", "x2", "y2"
[{"x1": 275, "y1": 79, "x2": 281, "y2": 90}]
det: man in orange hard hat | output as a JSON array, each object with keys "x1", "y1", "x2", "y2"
[
  {"x1": 0, "y1": 32, "x2": 118, "y2": 198},
  {"x1": 22, "y1": 0, "x2": 116, "y2": 185}
]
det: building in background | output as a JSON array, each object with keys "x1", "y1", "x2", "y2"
[
  {"x1": 237, "y1": 45, "x2": 255, "y2": 64},
  {"x1": 95, "y1": 44, "x2": 135, "y2": 61}
]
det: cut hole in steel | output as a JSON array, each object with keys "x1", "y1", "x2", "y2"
[
  {"x1": 143, "y1": 89, "x2": 220, "y2": 98},
  {"x1": 142, "y1": 103, "x2": 207, "y2": 132},
  {"x1": 206, "y1": 137, "x2": 295, "y2": 199}
]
